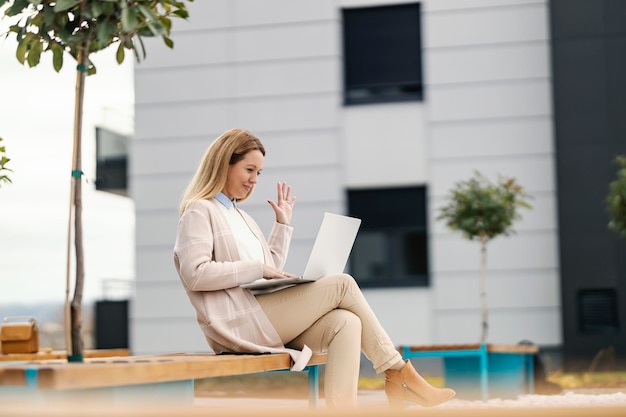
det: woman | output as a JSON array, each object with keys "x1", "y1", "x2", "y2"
[{"x1": 174, "y1": 128, "x2": 455, "y2": 408}]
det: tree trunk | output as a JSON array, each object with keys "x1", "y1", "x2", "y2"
[
  {"x1": 479, "y1": 233, "x2": 489, "y2": 343},
  {"x1": 66, "y1": 49, "x2": 88, "y2": 362}
]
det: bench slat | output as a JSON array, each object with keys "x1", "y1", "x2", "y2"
[
  {"x1": 0, "y1": 349, "x2": 130, "y2": 362},
  {"x1": 1, "y1": 353, "x2": 327, "y2": 391},
  {"x1": 404, "y1": 344, "x2": 538, "y2": 354}
]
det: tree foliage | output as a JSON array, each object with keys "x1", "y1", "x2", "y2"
[
  {"x1": 606, "y1": 155, "x2": 626, "y2": 238},
  {"x1": 1, "y1": 0, "x2": 191, "y2": 74},
  {"x1": 437, "y1": 171, "x2": 533, "y2": 242},
  {"x1": 0, "y1": 137, "x2": 12, "y2": 187}
]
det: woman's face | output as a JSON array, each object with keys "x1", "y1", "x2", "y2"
[{"x1": 222, "y1": 149, "x2": 264, "y2": 200}]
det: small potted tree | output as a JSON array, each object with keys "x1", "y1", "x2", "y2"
[
  {"x1": 606, "y1": 155, "x2": 626, "y2": 238},
  {"x1": 1, "y1": 0, "x2": 193, "y2": 361},
  {"x1": 437, "y1": 171, "x2": 533, "y2": 343}
]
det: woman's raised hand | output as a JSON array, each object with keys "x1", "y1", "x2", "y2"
[{"x1": 267, "y1": 181, "x2": 296, "y2": 225}]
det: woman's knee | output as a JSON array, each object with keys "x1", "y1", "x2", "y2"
[
  {"x1": 321, "y1": 273, "x2": 359, "y2": 290},
  {"x1": 326, "y1": 309, "x2": 361, "y2": 335}
]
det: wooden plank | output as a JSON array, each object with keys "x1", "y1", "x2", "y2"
[
  {"x1": 0, "y1": 353, "x2": 327, "y2": 391},
  {"x1": 403, "y1": 344, "x2": 538, "y2": 354},
  {"x1": 487, "y1": 344, "x2": 538, "y2": 354},
  {"x1": 0, "y1": 349, "x2": 130, "y2": 362},
  {"x1": 405, "y1": 344, "x2": 482, "y2": 352}
]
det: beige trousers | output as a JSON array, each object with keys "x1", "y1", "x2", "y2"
[{"x1": 256, "y1": 274, "x2": 402, "y2": 407}]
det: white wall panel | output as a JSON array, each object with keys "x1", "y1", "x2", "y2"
[
  {"x1": 130, "y1": 318, "x2": 208, "y2": 355},
  {"x1": 137, "y1": 59, "x2": 339, "y2": 105},
  {"x1": 133, "y1": 282, "x2": 193, "y2": 319},
  {"x1": 429, "y1": 117, "x2": 553, "y2": 159},
  {"x1": 434, "y1": 308, "x2": 561, "y2": 345},
  {"x1": 363, "y1": 288, "x2": 435, "y2": 345},
  {"x1": 235, "y1": 58, "x2": 339, "y2": 97},
  {"x1": 135, "y1": 66, "x2": 235, "y2": 104},
  {"x1": 137, "y1": 31, "x2": 231, "y2": 70},
  {"x1": 136, "y1": 249, "x2": 179, "y2": 283},
  {"x1": 434, "y1": 270, "x2": 560, "y2": 310},
  {"x1": 427, "y1": 43, "x2": 550, "y2": 85},
  {"x1": 423, "y1": 3, "x2": 548, "y2": 49},
  {"x1": 172, "y1": 0, "x2": 233, "y2": 32},
  {"x1": 236, "y1": 95, "x2": 338, "y2": 132},
  {"x1": 259, "y1": 129, "x2": 340, "y2": 168},
  {"x1": 430, "y1": 154, "x2": 555, "y2": 198},
  {"x1": 428, "y1": 80, "x2": 552, "y2": 122},
  {"x1": 432, "y1": 232, "x2": 558, "y2": 272},
  {"x1": 234, "y1": 22, "x2": 337, "y2": 62},
  {"x1": 234, "y1": 0, "x2": 336, "y2": 26},
  {"x1": 344, "y1": 103, "x2": 428, "y2": 187},
  {"x1": 135, "y1": 102, "x2": 237, "y2": 140},
  {"x1": 132, "y1": 176, "x2": 188, "y2": 211},
  {"x1": 132, "y1": 138, "x2": 209, "y2": 177},
  {"x1": 136, "y1": 211, "x2": 179, "y2": 247}
]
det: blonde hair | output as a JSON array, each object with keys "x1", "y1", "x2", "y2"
[{"x1": 179, "y1": 128, "x2": 265, "y2": 216}]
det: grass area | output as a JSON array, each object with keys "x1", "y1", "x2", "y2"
[{"x1": 549, "y1": 371, "x2": 626, "y2": 389}]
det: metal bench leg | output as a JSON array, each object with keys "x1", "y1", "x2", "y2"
[
  {"x1": 479, "y1": 344, "x2": 489, "y2": 402},
  {"x1": 307, "y1": 365, "x2": 319, "y2": 408},
  {"x1": 526, "y1": 354, "x2": 535, "y2": 394}
]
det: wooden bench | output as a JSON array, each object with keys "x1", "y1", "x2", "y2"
[
  {"x1": 400, "y1": 343, "x2": 538, "y2": 401},
  {"x1": 0, "y1": 348, "x2": 130, "y2": 362},
  {"x1": 0, "y1": 352, "x2": 327, "y2": 407}
]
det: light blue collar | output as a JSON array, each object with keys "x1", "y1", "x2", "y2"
[{"x1": 215, "y1": 192, "x2": 236, "y2": 209}]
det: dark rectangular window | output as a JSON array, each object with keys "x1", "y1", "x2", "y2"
[
  {"x1": 578, "y1": 289, "x2": 619, "y2": 333},
  {"x1": 95, "y1": 127, "x2": 128, "y2": 197},
  {"x1": 341, "y1": 3, "x2": 423, "y2": 105},
  {"x1": 348, "y1": 186, "x2": 429, "y2": 287}
]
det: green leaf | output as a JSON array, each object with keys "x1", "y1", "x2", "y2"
[
  {"x1": 91, "y1": 1, "x2": 102, "y2": 17},
  {"x1": 163, "y1": 36, "x2": 174, "y2": 48},
  {"x1": 96, "y1": 19, "x2": 114, "y2": 47},
  {"x1": 15, "y1": 40, "x2": 28, "y2": 64},
  {"x1": 7, "y1": 0, "x2": 31, "y2": 17},
  {"x1": 26, "y1": 40, "x2": 43, "y2": 67},
  {"x1": 147, "y1": 21, "x2": 166, "y2": 36},
  {"x1": 137, "y1": 4, "x2": 159, "y2": 21},
  {"x1": 53, "y1": 0, "x2": 79, "y2": 12},
  {"x1": 116, "y1": 42, "x2": 125, "y2": 64},
  {"x1": 135, "y1": 35, "x2": 146, "y2": 60},
  {"x1": 122, "y1": 6, "x2": 139, "y2": 32},
  {"x1": 51, "y1": 43, "x2": 64, "y2": 72}
]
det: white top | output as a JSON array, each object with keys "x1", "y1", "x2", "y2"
[{"x1": 215, "y1": 194, "x2": 264, "y2": 263}]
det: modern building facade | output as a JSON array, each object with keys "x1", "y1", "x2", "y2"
[{"x1": 128, "y1": 0, "x2": 625, "y2": 370}]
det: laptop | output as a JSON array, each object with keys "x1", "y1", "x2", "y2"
[{"x1": 241, "y1": 212, "x2": 361, "y2": 293}]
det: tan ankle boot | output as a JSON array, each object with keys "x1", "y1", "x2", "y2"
[{"x1": 384, "y1": 360, "x2": 456, "y2": 408}]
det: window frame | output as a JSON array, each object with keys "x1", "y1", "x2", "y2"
[
  {"x1": 341, "y1": 2, "x2": 424, "y2": 106},
  {"x1": 347, "y1": 186, "x2": 430, "y2": 288}
]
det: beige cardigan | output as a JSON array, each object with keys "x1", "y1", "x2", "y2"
[{"x1": 174, "y1": 198, "x2": 312, "y2": 369}]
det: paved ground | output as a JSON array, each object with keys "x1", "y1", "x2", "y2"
[
  {"x1": 194, "y1": 388, "x2": 626, "y2": 410},
  {"x1": 194, "y1": 389, "x2": 387, "y2": 409}
]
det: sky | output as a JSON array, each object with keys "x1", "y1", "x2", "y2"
[{"x1": 0, "y1": 20, "x2": 136, "y2": 306}]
